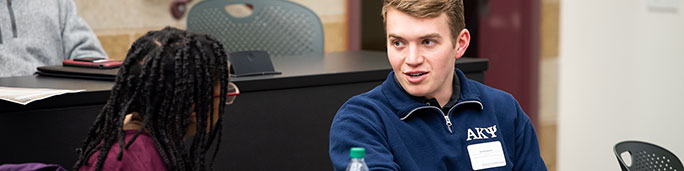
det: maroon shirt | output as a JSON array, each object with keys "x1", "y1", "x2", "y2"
[{"x1": 80, "y1": 130, "x2": 166, "y2": 171}]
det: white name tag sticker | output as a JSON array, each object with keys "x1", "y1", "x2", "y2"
[{"x1": 467, "y1": 141, "x2": 507, "y2": 170}]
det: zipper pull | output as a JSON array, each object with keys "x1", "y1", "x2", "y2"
[{"x1": 444, "y1": 115, "x2": 453, "y2": 133}]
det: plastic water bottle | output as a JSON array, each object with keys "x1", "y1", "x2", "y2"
[{"x1": 345, "y1": 147, "x2": 369, "y2": 171}]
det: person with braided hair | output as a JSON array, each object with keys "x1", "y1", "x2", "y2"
[{"x1": 73, "y1": 27, "x2": 239, "y2": 171}]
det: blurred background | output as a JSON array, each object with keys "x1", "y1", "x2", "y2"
[{"x1": 74, "y1": 0, "x2": 683, "y2": 170}]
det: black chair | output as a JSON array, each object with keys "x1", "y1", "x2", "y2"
[{"x1": 614, "y1": 140, "x2": 684, "y2": 171}]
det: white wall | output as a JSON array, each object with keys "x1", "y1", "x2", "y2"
[{"x1": 558, "y1": 0, "x2": 684, "y2": 170}]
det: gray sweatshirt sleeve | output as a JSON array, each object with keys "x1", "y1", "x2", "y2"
[{"x1": 59, "y1": 0, "x2": 108, "y2": 59}]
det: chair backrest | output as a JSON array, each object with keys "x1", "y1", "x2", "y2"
[
  {"x1": 187, "y1": 0, "x2": 324, "y2": 58},
  {"x1": 614, "y1": 140, "x2": 684, "y2": 171}
]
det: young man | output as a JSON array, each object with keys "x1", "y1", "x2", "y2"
[{"x1": 328, "y1": 0, "x2": 547, "y2": 170}]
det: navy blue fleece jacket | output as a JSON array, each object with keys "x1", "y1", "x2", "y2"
[{"x1": 329, "y1": 68, "x2": 547, "y2": 170}]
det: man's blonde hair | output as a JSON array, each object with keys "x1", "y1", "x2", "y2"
[{"x1": 382, "y1": 0, "x2": 465, "y2": 48}]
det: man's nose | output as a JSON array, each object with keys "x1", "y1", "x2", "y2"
[{"x1": 405, "y1": 44, "x2": 423, "y2": 66}]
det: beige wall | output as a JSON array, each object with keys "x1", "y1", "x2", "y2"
[
  {"x1": 74, "y1": 0, "x2": 348, "y2": 60},
  {"x1": 540, "y1": 0, "x2": 559, "y2": 60},
  {"x1": 539, "y1": 0, "x2": 559, "y2": 170}
]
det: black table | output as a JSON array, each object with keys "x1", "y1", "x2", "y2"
[{"x1": 0, "y1": 51, "x2": 488, "y2": 170}]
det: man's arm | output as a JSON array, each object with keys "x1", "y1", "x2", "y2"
[
  {"x1": 513, "y1": 100, "x2": 548, "y2": 171},
  {"x1": 59, "y1": 0, "x2": 108, "y2": 60},
  {"x1": 329, "y1": 103, "x2": 400, "y2": 171}
]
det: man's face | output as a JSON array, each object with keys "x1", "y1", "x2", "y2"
[{"x1": 386, "y1": 8, "x2": 460, "y2": 99}]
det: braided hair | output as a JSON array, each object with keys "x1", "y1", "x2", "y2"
[{"x1": 74, "y1": 27, "x2": 230, "y2": 171}]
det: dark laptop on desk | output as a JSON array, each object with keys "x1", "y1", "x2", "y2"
[{"x1": 36, "y1": 65, "x2": 119, "y2": 81}]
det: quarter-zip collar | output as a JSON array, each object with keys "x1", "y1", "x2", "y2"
[
  {"x1": 411, "y1": 69, "x2": 460, "y2": 114},
  {"x1": 383, "y1": 67, "x2": 484, "y2": 121},
  {"x1": 7, "y1": 0, "x2": 17, "y2": 38},
  {"x1": 2, "y1": 0, "x2": 18, "y2": 44}
]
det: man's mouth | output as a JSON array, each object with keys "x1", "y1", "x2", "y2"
[
  {"x1": 408, "y1": 72, "x2": 426, "y2": 77},
  {"x1": 404, "y1": 71, "x2": 429, "y2": 78}
]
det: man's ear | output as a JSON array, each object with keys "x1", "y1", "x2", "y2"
[{"x1": 455, "y1": 29, "x2": 471, "y2": 59}]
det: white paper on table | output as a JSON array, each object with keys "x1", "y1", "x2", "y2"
[{"x1": 0, "y1": 86, "x2": 85, "y2": 105}]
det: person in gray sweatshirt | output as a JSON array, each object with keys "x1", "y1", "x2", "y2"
[{"x1": 0, "y1": 0, "x2": 107, "y2": 77}]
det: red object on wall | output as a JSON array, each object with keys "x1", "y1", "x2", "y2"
[
  {"x1": 478, "y1": 0, "x2": 540, "y2": 126},
  {"x1": 171, "y1": 0, "x2": 193, "y2": 20}
]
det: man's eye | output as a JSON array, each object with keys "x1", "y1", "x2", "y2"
[
  {"x1": 393, "y1": 41, "x2": 403, "y2": 47},
  {"x1": 423, "y1": 39, "x2": 433, "y2": 45}
]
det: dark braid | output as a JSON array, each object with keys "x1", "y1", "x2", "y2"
[{"x1": 74, "y1": 27, "x2": 230, "y2": 171}]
